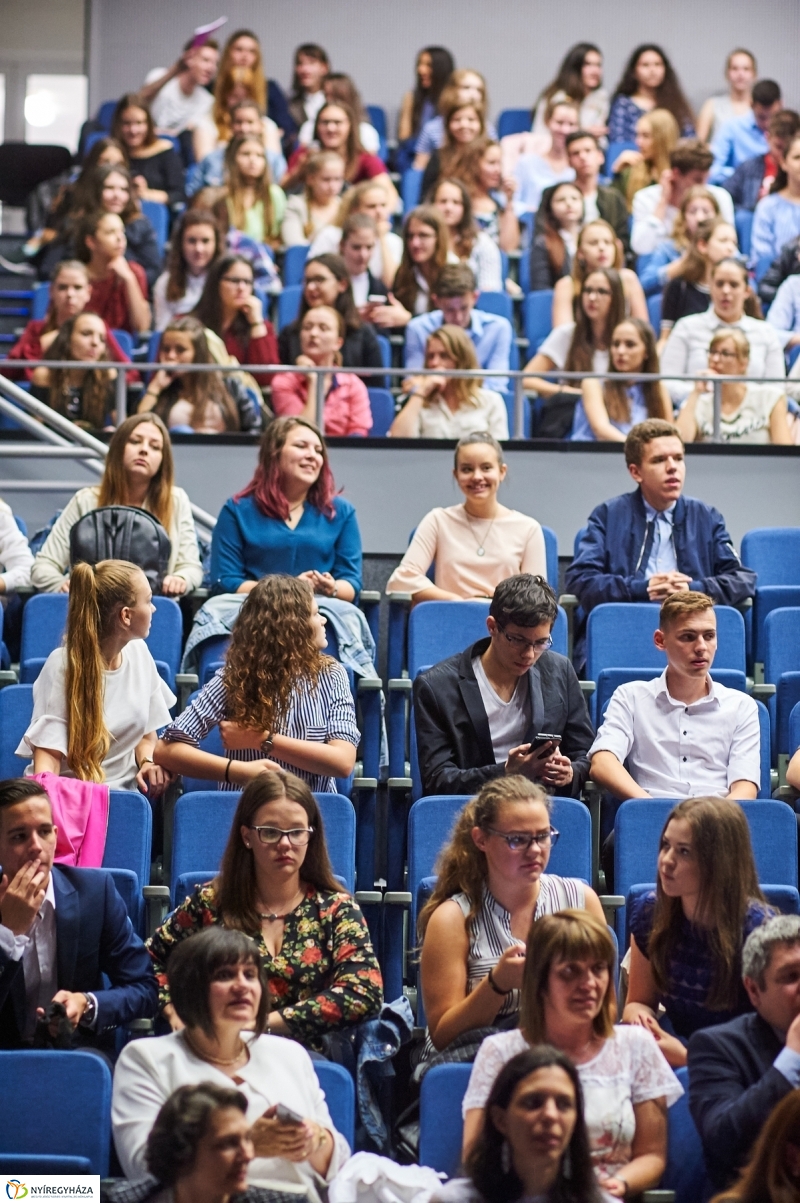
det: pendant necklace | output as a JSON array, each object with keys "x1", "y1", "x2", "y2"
[{"x1": 465, "y1": 509, "x2": 498, "y2": 558}]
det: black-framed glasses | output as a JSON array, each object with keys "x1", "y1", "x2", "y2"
[
  {"x1": 497, "y1": 625, "x2": 552, "y2": 653},
  {"x1": 483, "y1": 826, "x2": 560, "y2": 852},
  {"x1": 247, "y1": 825, "x2": 314, "y2": 846},
  {"x1": 221, "y1": 275, "x2": 253, "y2": 286}
]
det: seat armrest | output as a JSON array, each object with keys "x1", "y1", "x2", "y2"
[
  {"x1": 359, "y1": 590, "x2": 381, "y2": 604},
  {"x1": 0, "y1": 669, "x2": 18, "y2": 687},
  {"x1": 751, "y1": 682, "x2": 776, "y2": 698},
  {"x1": 388, "y1": 677, "x2": 413, "y2": 692},
  {"x1": 384, "y1": 891, "x2": 412, "y2": 905},
  {"x1": 598, "y1": 895, "x2": 626, "y2": 910},
  {"x1": 354, "y1": 891, "x2": 384, "y2": 905},
  {"x1": 143, "y1": 885, "x2": 172, "y2": 936},
  {"x1": 579, "y1": 679, "x2": 596, "y2": 696}
]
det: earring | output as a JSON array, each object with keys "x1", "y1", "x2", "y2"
[
  {"x1": 244, "y1": 842, "x2": 251, "y2": 849},
  {"x1": 500, "y1": 1140, "x2": 511, "y2": 1175}
]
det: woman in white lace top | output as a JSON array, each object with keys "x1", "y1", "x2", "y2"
[{"x1": 461, "y1": 910, "x2": 682, "y2": 1199}]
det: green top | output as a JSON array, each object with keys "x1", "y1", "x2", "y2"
[{"x1": 228, "y1": 186, "x2": 287, "y2": 242}]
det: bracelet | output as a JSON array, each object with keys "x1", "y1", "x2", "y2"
[
  {"x1": 331, "y1": 582, "x2": 338, "y2": 599},
  {"x1": 137, "y1": 756, "x2": 154, "y2": 771},
  {"x1": 224, "y1": 757, "x2": 232, "y2": 783},
  {"x1": 487, "y1": 966, "x2": 512, "y2": 996}
]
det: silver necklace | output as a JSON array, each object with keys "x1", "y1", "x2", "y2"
[
  {"x1": 257, "y1": 887, "x2": 304, "y2": 922},
  {"x1": 464, "y1": 509, "x2": 498, "y2": 557}
]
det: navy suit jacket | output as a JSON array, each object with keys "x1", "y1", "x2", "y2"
[
  {"x1": 687, "y1": 1010, "x2": 793, "y2": 1190},
  {"x1": 0, "y1": 865, "x2": 158, "y2": 1049}
]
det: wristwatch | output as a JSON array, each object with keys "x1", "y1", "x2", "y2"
[
  {"x1": 80, "y1": 993, "x2": 98, "y2": 1028},
  {"x1": 261, "y1": 733, "x2": 274, "y2": 756}
]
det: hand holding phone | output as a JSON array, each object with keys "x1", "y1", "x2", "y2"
[
  {"x1": 530, "y1": 733, "x2": 562, "y2": 759},
  {"x1": 275, "y1": 1103, "x2": 305, "y2": 1126}
]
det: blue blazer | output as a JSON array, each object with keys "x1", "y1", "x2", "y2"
[{"x1": 0, "y1": 865, "x2": 158, "y2": 1049}]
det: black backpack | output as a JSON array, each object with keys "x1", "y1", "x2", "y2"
[{"x1": 69, "y1": 506, "x2": 171, "y2": 591}]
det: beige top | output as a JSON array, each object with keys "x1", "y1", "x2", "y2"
[
  {"x1": 31, "y1": 485, "x2": 204, "y2": 592},
  {"x1": 387, "y1": 503, "x2": 546, "y2": 598}
]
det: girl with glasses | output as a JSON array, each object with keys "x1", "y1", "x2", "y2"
[
  {"x1": 417, "y1": 777, "x2": 605, "y2": 1062},
  {"x1": 146, "y1": 772, "x2": 382, "y2": 1048},
  {"x1": 192, "y1": 252, "x2": 278, "y2": 384}
]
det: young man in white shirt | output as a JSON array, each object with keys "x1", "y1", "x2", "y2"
[
  {"x1": 141, "y1": 38, "x2": 219, "y2": 139},
  {"x1": 631, "y1": 139, "x2": 735, "y2": 256}
]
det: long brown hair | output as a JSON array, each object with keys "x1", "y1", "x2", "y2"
[
  {"x1": 235, "y1": 416, "x2": 337, "y2": 520},
  {"x1": 625, "y1": 109, "x2": 680, "y2": 204},
  {"x1": 45, "y1": 314, "x2": 113, "y2": 430},
  {"x1": 313, "y1": 102, "x2": 364, "y2": 181},
  {"x1": 564, "y1": 268, "x2": 626, "y2": 373},
  {"x1": 64, "y1": 560, "x2": 141, "y2": 780},
  {"x1": 674, "y1": 216, "x2": 734, "y2": 285},
  {"x1": 393, "y1": 205, "x2": 450, "y2": 315},
  {"x1": 710, "y1": 1090, "x2": 800, "y2": 1203},
  {"x1": 98, "y1": 413, "x2": 174, "y2": 530},
  {"x1": 154, "y1": 316, "x2": 241, "y2": 432},
  {"x1": 164, "y1": 209, "x2": 223, "y2": 304},
  {"x1": 111, "y1": 93, "x2": 157, "y2": 150},
  {"x1": 84, "y1": 163, "x2": 141, "y2": 225},
  {"x1": 438, "y1": 102, "x2": 486, "y2": 181},
  {"x1": 214, "y1": 29, "x2": 267, "y2": 140},
  {"x1": 570, "y1": 220, "x2": 624, "y2": 292},
  {"x1": 216, "y1": 772, "x2": 343, "y2": 934},
  {"x1": 519, "y1": 911, "x2": 617, "y2": 1044},
  {"x1": 222, "y1": 575, "x2": 332, "y2": 735},
  {"x1": 613, "y1": 44, "x2": 694, "y2": 132},
  {"x1": 649, "y1": 797, "x2": 767, "y2": 1010},
  {"x1": 672, "y1": 185, "x2": 721, "y2": 251},
  {"x1": 218, "y1": 135, "x2": 276, "y2": 243},
  {"x1": 43, "y1": 259, "x2": 91, "y2": 335},
  {"x1": 540, "y1": 182, "x2": 585, "y2": 277},
  {"x1": 770, "y1": 130, "x2": 800, "y2": 194},
  {"x1": 431, "y1": 177, "x2": 477, "y2": 258},
  {"x1": 418, "y1": 778, "x2": 550, "y2": 936},
  {"x1": 423, "y1": 325, "x2": 482, "y2": 411},
  {"x1": 603, "y1": 318, "x2": 667, "y2": 424}
]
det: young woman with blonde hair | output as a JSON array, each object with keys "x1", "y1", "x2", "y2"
[
  {"x1": 202, "y1": 134, "x2": 286, "y2": 248},
  {"x1": 19, "y1": 559, "x2": 175, "y2": 796},
  {"x1": 413, "y1": 68, "x2": 492, "y2": 171},
  {"x1": 308, "y1": 178, "x2": 402, "y2": 287},
  {"x1": 201, "y1": 28, "x2": 284, "y2": 161},
  {"x1": 638, "y1": 184, "x2": 721, "y2": 296},
  {"x1": 280, "y1": 151, "x2": 346, "y2": 245},
  {"x1": 154, "y1": 575, "x2": 359, "y2": 793},
  {"x1": 612, "y1": 108, "x2": 680, "y2": 209},
  {"x1": 552, "y1": 219, "x2": 647, "y2": 326}
]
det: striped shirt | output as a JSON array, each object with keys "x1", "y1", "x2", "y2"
[{"x1": 161, "y1": 662, "x2": 360, "y2": 793}]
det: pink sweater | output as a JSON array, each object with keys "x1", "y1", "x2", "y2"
[{"x1": 270, "y1": 370, "x2": 373, "y2": 437}]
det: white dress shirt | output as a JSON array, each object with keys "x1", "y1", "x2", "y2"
[
  {"x1": 630, "y1": 183, "x2": 735, "y2": 255},
  {"x1": 590, "y1": 670, "x2": 761, "y2": 797},
  {"x1": 0, "y1": 876, "x2": 57, "y2": 1041},
  {"x1": 660, "y1": 309, "x2": 786, "y2": 404}
]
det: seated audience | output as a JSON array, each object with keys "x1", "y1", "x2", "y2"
[
  {"x1": 112, "y1": 927, "x2": 350, "y2": 1191},
  {"x1": 297, "y1": 72, "x2": 379, "y2": 155},
  {"x1": 623, "y1": 797, "x2": 773, "y2": 1067},
  {"x1": 630, "y1": 139, "x2": 735, "y2": 256},
  {"x1": 413, "y1": 575, "x2": 594, "y2": 797},
  {"x1": 660, "y1": 258, "x2": 784, "y2": 405},
  {"x1": 676, "y1": 329, "x2": 792, "y2": 444},
  {"x1": 658, "y1": 216, "x2": 739, "y2": 339},
  {"x1": 270, "y1": 306, "x2": 373, "y2": 437},
  {"x1": 565, "y1": 422, "x2": 757, "y2": 668},
  {"x1": 431, "y1": 177, "x2": 503, "y2": 292},
  {"x1": 552, "y1": 220, "x2": 647, "y2": 327},
  {"x1": 765, "y1": 265, "x2": 800, "y2": 343},
  {"x1": 0, "y1": 500, "x2": 33, "y2": 596},
  {"x1": 513, "y1": 100, "x2": 579, "y2": 215},
  {"x1": 589, "y1": 593, "x2": 760, "y2": 875},
  {"x1": 32, "y1": 413, "x2": 202, "y2": 595},
  {"x1": 197, "y1": 29, "x2": 286, "y2": 164},
  {"x1": 711, "y1": 79, "x2": 783, "y2": 182},
  {"x1": 277, "y1": 253, "x2": 385, "y2": 382},
  {"x1": 696, "y1": 49, "x2": 757, "y2": 143},
  {"x1": 387, "y1": 432, "x2": 546, "y2": 601},
  {"x1": 758, "y1": 232, "x2": 800, "y2": 309},
  {"x1": 148, "y1": 772, "x2": 381, "y2": 1041},
  {"x1": 0, "y1": 777, "x2": 158, "y2": 1050},
  {"x1": 389, "y1": 324, "x2": 508, "y2": 439},
  {"x1": 338, "y1": 215, "x2": 388, "y2": 309},
  {"x1": 614, "y1": 110, "x2": 680, "y2": 211},
  {"x1": 608, "y1": 45, "x2": 694, "y2": 144},
  {"x1": 199, "y1": 134, "x2": 287, "y2": 249},
  {"x1": 638, "y1": 186, "x2": 722, "y2": 296},
  {"x1": 751, "y1": 131, "x2": 800, "y2": 266},
  {"x1": 529, "y1": 182, "x2": 584, "y2": 291},
  {"x1": 140, "y1": 36, "x2": 219, "y2": 159},
  {"x1": 19, "y1": 559, "x2": 175, "y2": 793},
  {"x1": 155, "y1": 576, "x2": 358, "y2": 792},
  {"x1": 397, "y1": 46, "x2": 456, "y2": 169},
  {"x1": 210, "y1": 417, "x2": 362, "y2": 598},
  {"x1": 140, "y1": 316, "x2": 263, "y2": 433},
  {"x1": 28, "y1": 136, "x2": 127, "y2": 266},
  {"x1": 192, "y1": 253, "x2": 279, "y2": 383},
  {"x1": 4, "y1": 259, "x2": 130, "y2": 378},
  {"x1": 153, "y1": 209, "x2": 222, "y2": 331},
  {"x1": 30, "y1": 312, "x2": 118, "y2": 430},
  {"x1": 464, "y1": 138, "x2": 520, "y2": 252},
  {"x1": 688, "y1": 915, "x2": 800, "y2": 1191},
  {"x1": 414, "y1": 69, "x2": 493, "y2": 168},
  {"x1": 536, "y1": 131, "x2": 631, "y2": 260},
  {"x1": 287, "y1": 42, "x2": 330, "y2": 132},
  {"x1": 372, "y1": 206, "x2": 453, "y2": 330},
  {"x1": 709, "y1": 1091, "x2": 800, "y2": 1203},
  {"x1": 111, "y1": 93, "x2": 185, "y2": 208},
  {"x1": 420, "y1": 100, "x2": 488, "y2": 199},
  {"x1": 418, "y1": 779, "x2": 604, "y2": 1056},
  {"x1": 573, "y1": 318, "x2": 672, "y2": 441},
  {"x1": 186, "y1": 98, "x2": 287, "y2": 199},
  {"x1": 461, "y1": 911, "x2": 680, "y2": 1195},
  {"x1": 438, "y1": 1047, "x2": 610, "y2": 1203},
  {"x1": 75, "y1": 211, "x2": 151, "y2": 335},
  {"x1": 529, "y1": 43, "x2": 609, "y2": 142},
  {"x1": 404, "y1": 263, "x2": 513, "y2": 391},
  {"x1": 309, "y1": 179, "x2": 402, "y2": 287},
  {"x1": 285, "y1": 103, "x2": 395, "y2": 204},
  {"x1": 280, "y1": 150, "x2": 345, "y2": 245},
  {"x1": 723, "y1": 109, "x2": 800, "y2": 212}
]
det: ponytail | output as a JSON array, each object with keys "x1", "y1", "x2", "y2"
[{"x1": 64, "y1": 559, "x2": 139, "y2": 781}]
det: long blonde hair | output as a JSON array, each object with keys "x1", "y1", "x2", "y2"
[
  {"x1": 625, "y1": 108, "x2": 680, "y2": 204},
  {"x1": 213, "y1": 30, "x2": 267, "y2": 140},
  {"x1": 423, "y1": 325, "x2": 483, "y2": 412},
  {"x1": 302, "y1": 151, "x2": 345, "y2": 239},
  {"x1": 220, "y1": 135, "x2": 275, "y2": 242},
  {"x1": 65, "y1": 560, "x2": 141, "y2": 781}
]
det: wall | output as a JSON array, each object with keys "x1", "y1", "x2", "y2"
[
  {"x1": 87, "y1": 0, "x2": 800, "y2": 130},
  {"x1": 0, "y1": 0, "x2": 85, "y2": 140}
]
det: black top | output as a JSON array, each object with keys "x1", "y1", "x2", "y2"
[
  {"x1": 278, "y1": 320, "x2": 386, "y2": 389},
  {"x1": 129, "y1": 145, "x2": 186, "y2": 208},
  {"x1": 37, "y1": 213, "x2": 162, "y2": 289},
  {"x1": 535, "y1": 183, "x2": 632, "y2": 262},
  {"x1": 661, "y1": 278, "x2": 711, "y2": 327},
  {"x1": 31, "y1": 379, "x2": 117, "y2": 429},
  {"x1": 528, "y1": 233, "x2": 572, "y2": 291}
]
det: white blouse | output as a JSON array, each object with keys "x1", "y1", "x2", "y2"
[
  {"x1": 462, "y1": 1025, "x2": 683, "y2": 1179},
  {"x1": 408, "y1": 390, "x2": 509, "y2": 440}
]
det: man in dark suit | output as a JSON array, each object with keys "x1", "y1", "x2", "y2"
[
  {"x1": 0, "y1": 778, "x2": 158, "y2": 1050},
  {"x1": 413, "y1": 574, "x2": 594, "y2": 797},
  {"x1": 688, "y1": 914, "x2": 800, "y2": 1191}
]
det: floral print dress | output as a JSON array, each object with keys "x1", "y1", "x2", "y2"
[{"x1": 147, "y1": 882, "x2": 383, "y2": 1051}]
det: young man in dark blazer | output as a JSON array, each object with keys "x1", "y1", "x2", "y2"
[
  {"x1": 0, "y1": 778, "x2": 158, "y2": 1050},
  {"x1": 688, "y1": 915, "x2": 800, "y2": 1190},
  {"x1": 413, "y1": 574, "x2": 594, "y2": 797}
]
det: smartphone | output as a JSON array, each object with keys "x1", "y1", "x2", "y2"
[
  {"x1": 275, "y1": 1103, "x2": 304, "y2": 1126},
  {"x1": 367, "y1": 294, "x2": 388, "y2": 305},
  {"x1": 530, "y1": 733, "x2": 562, "y2": 757}
]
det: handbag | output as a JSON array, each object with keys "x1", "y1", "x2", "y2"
[{"x1": 69, "y1": 505, "x2": 171, "y2": 591}]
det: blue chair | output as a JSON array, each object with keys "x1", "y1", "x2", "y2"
[
  {"x1": 647, "y1": 292, "x2": 662, "y2": 332},
  {"x1": 111, "y1": 328, "x2": 134, "y2": 359},
  {"x1": 367, "y1": 388, "x2": 395, "y2": 437},
  {"x1": 662, "y1": 1066, "x2": 710, "y2": 1203},
  {"x1": 475, "y1": 290, "x2": 514, "y2": 322},
  {"x1": 542, "y1": 525, "x2": 558, "y2": 589},
  {"x1": 636, "y1": 251, "x2": 654, "y2": 281},
  {"x1": 401, "y1": 169, "x2": 423, "y2": 212},
  {"x1": 0, "y1": 684, "x2": 33, "y2": 777},
  {"x1": 365, "y1": 105, "x2": 389, "y2": 162},
  {"x1": 764, "y1": 607, "x2": 800, "y2": 762},
  {"x1": 282, "y1": 244, "x2": 309, "y2": 286},
  {"x1": 104, "y1": 789, "x2": 152, "y2": 934},
  {"x1": 32, "y1": 280, "x2": 50, "y2": 320},
  {"x1": 497, "y1": 108, "x2": 532, "y2": 139},
  {"x1": 419, "y1": 1063, "x2": 470, "y2": 1174},
  {"x1": 141, "y1": 200, "x2": 169, "y2": 257},
  {"x1": 0, "y1": 1050, "x2": 112, "y2": 1174},
  {"x1": 96, "y1": 99, "x2": 118, "y2": 131},
  {"x1": 375, "y1": 332, "x2": 392, "y2": 369},
  {"x1": 517, "y1": 212, "x2": 535, "y2": 295},
  {"x1": 604, "y1": 141, "x2": 637, "y2": 177},
  {"x1": 741, "y1": 528, "x2": 800, "y2": 667},
  {"x1": 408, "y1": 600, "x2": 490, "y2": 679},
  {"x1": 523, "y1": 290, "x2": 553, "y2": 353},
  {"x1": 791, "y1": 699, "x2": 800, "y2": 756},
  {"x1": 586, "y1": 603, "x2": 746, "y2": 680},
  {"x1": 755, "y1": 253, "x2": 774, "y2": 285},
  {"x1": 735, "y1": 208, "x2": 753, "y2": 257},
  {"x1": 277, "y1": 284, "x2": 303, "y2": 331},
  {"x1": 314, "y1": 1062, "x2": 355, "y2": 1149},
  {"x1": 595, "y1": 666, "x2": 748, "y2": 726},
  {"x1": 147, "y1": 596, "x2": 183, "y2": 691}
]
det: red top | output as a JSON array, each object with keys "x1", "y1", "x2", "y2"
[
  {"x1": 223, "y1": 325, "x2": 279, "y2": 386},
  {"x1": 287, "y1": 147, "x2": 386, "y2": 184},
  {"x1": 86, "y1": 261, "x2": 149, "y2": 333},
  {"x1": 2, "y1": 318, "x2": 138, "y2": 383},
  {"x1": 271, "y1": 370, "x2": 373, "y2": 436}
]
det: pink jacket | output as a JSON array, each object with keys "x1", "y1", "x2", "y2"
[
  {"x1": 33, "y1": 772, "x2": 109, "y2": 868},
  {"x1": 270, "y1": 370, "x2": 373, "y2": 437}
]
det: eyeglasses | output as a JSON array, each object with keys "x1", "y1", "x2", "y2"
[
  {"x1": 247, "y1": 826, "x2": 314, "y2": 846},
  {"x1": 483, "y1": 826, "x2": 560, "y2": 851},
  {"x1": 496, "y1": 625, "x2": 553, "y2": 653},
  {"x1": 708, "y1": 348, "x2": 740, "y2": 361},
  {"x1": 221, "y1": 276, "x2": 253, "y2": 287},
  {"x1": 583, "y1": 286, "x2": 612, "y2": 298}
]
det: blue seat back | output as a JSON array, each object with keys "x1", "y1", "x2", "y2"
[
  {"x1": 647, "y1": 293, "x2": 662, "y2": 332},
  {"x1": 408, "y1": 600, "x2": 490, "y2": 678},
  {"x1": 277, "y1": 284, "x2": 303, "y2": 331},
  {"x1": 742, "y1": 528, "x2": 800, "y2": 587},
  {"x1": 375, "y1": 332, "x2": 392, "y2": 369},
  {"x1": 604, "y1": 141, "x2": 637, "y2": 176},
  {"x1": 791, "y1": 699, "x2": 800, "y2": 753},
  {"x1": 595, "y1": 666, "x2": 748, "y2": 724},
  {"x1": 542, "y1": 525, "x2": 558, "y2": 588},
  {"x1": 497, "y1": 108, "x2": 532, "y2": 139},
  {"x1": 96, "y1": 100, "x2": 118, "y2": 131},
  {"x1": 586, "y1": 603, "x2": 745, "y2": 682},
  {"x1": 663, "y1": 1066, "x2": 709, "y2": 1203},
  {"x1": 755, "y1": 253, "x2": 774, "y2": 285},
  {"x1": 402, "y1": 169, "x2": 423, "y2": 212},
  {"x1": 104, "y1": 789, "x2": 152, "y2": 931},
  {"x1": 517, "y1": 212, "x2": 534, "y2": 294},
  {"x1": 140, "y1": 200, "x2": 169, "y2": 257},
  {"x1": 111, "y1": 328, "x2": 134, "y2": 359},
  {"x1": 419, "y1": 1063, "x2": 471, "y2": 1174},
  {"x1": 764, "y1": 608, "x2": 800, "y2": 758},
  {"x1": 735, "y1": 208, "x2": 753, "y2": 257},
  {"x1": 314, "y1": 1061, "x2": 355, "y2": 1149},
  {"x1": 0, "y1": 1050, "x2": 112, "y2": 1174},
  {"x1": 366, "y1": 105, "x2": 387, "y2": 140},
  {"x1": 367, "y1": 388, "x2": 395, "y2": 437},
  {"x1": 0, "y1": 684, "x2": 34, "y2": 777},
  {"x1": 474, "y1": 290, "x2": 514, "y2": 322},
  {"x1": 282, "y1": 243, "x2": 309, "y2": 286},
  {"x1": 523, "y1": 290, "x2": 553, "y2": 353},
  {"x1": 32, "y1": 281, "x2": 50, "y2": 320},
  {"x1": 0, "y1": 1155, "x2": 92, "y2": 1173}
]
